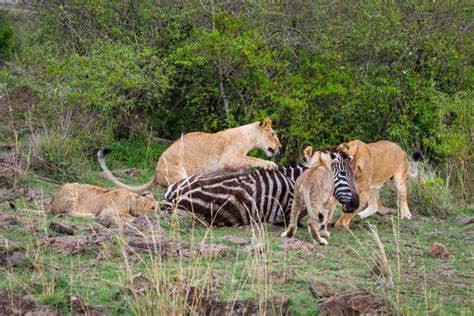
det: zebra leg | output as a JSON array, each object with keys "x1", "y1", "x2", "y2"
[{"x1": 281, "y1": 193, "x2": 303, "y2": 238}]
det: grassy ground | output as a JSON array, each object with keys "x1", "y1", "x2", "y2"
[{"x1": 1, "y1": 162, "x2": 473, "y2": 315}]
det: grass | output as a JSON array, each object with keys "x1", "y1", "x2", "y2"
[
  {"x1": 1, "y1": 166, "x2": 473, "y2": 315},
  {"x1": 0, "y1": 118, "x2": 473, "y2": 314}
]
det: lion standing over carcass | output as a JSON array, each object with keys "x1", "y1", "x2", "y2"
[{"x1": 98, "y1": 117, "x2": 282, "y2": 191}]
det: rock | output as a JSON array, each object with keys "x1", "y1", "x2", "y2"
[
  {"x1": 0, "y1": 213, "x2": 17, "y2": 229},
  {"x1": 199, "y1": 244, "x2": 231, "y2": 257},
  {"x1": 309, "y1": 283, "x2": 337, "y2": 299},
  {"x1": 455, "y1": 215, "x2": 474, "y2": 225},
  {"x1": 124, "y1": 216, "x2": 161, "y2": 236},
  {"x1": 199, "y1": 296, "x2": 290, "y2": 316},
  {"x1": 220, "y1": 235, "x2": 251, "y2": 246},
  {"x1": 280, "y1": 238, "x2": 315, "y2": 256},
  {"x1": 319, "y1": 290, "x2": 392, "y2": 316},
  {"x1": 70, "y1": 295, "x2": 110, "y2": 316},
  {"x1": 49, "y1": 221, "x2": 75, "y2": 235},
  {"x1": 0, "y1": 291, "x2": 58, "y2": 315},
  {"x1": 127, "y1": 236, "x2": 195, "y2": 258},
  {"x1": 0, "y1": 237, "x2": 25, "y2": 267},
  {"x1": 429, "y1": 242, "x2": 449, "y2": 259},
  {"x1": 42, "y1": 235, "x2": 109, "y2": 255}
]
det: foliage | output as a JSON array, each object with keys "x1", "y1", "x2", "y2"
[
  {"x1": 0, "y1": 9, "x2": 15, "y2": 64},
  {"x1": 6, "y1": 1, "x2": 474, "y2": 197}
]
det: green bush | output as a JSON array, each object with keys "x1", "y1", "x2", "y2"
[
  {"x1": 8, "y1": 1, "x2": 471, "y2": 202},
  {"x1": 31, "y1": 132, "x2": 90, "y2": 182},
  {"x1": 0, "y1": 10, "x2": 15, "y2": 64}
]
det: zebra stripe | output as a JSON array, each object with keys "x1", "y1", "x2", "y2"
[{"x1": 163, "y1": 155, "x2": 355, "y2": 227}]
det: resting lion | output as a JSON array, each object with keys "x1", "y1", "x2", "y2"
[
  {"x1": 98, "y1": 117, "x2": 282, "y2": 192},
  {"x1": 50, "y1": 183, "x2": 159, "y2": 220},
  {"x1": 334, "y1": 140, "x2": 422, "y2": 229}
]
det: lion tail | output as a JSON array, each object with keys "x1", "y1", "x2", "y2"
[
  {"x1": 408, "y1": 149, "x2": 423, "y2": 178},
  {"x1": 97, "y1": 148, "x2": 157, "y2": 194}
]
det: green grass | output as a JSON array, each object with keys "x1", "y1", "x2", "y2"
[
  {"x1": 1, "y1": 188, "x2": 473, "y2": 315},
  {"x1": 1, "y1": 134, "x2": 473, "y2": 314}
]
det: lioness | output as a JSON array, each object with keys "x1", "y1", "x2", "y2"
[
  {"x1": 50, "y1": 183, "x2": 159, "y2": 220},
  {"x1": 98, "y1": 118, "x2": 282, "y2": 192},
  {"x1": 281, "y1": 147, "x2": 357, "y2": 245},
  {"x1": 334, "y1": 140, "x2": 422, "y2": 229}
]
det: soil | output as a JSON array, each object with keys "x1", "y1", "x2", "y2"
[
  {"x1": 0, "y1": 291, "x2": 58, "y2": 316},
  {"x1": 318, "y1": 290, "x2": 392, "y2": 315}
]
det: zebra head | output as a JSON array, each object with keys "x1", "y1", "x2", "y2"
[{"x1": 329, "y1": 152, "x2": 360, "y2": 213}]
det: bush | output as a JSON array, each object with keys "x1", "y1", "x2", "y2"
[
  {"x1": 408, "y1": 163, "x2": 456, "y2": 217},
  {"x1": 0, "y1": 10, "x2": 15, "y2": 64},
  {"x1": 30, "y1": 132, "x2": 90, "y2": 182}
]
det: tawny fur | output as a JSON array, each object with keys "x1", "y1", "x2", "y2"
[
  {"x1": 281, "y1": 147, "x2": 335, "y2": 245},
  {"x1": 50, "y1": 183, "x2": 159, "y2": 220},
  {"x1": 99, "y1": 118, "x2": 282, "y2": 192},
  {"x1": 334, "y1": 140, "x2": 418, "y2": 229}
]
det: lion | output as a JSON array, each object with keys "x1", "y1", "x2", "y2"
[
  {"x1": 281, "y1": 147, "x2": 351, "y2": 245},
  {"x1": 98, "y1": 117, "x2": 282, "y2": 192},
  {"x1": 50, "y1": 183, "x2": 159, "y2": 220},
  {"x1": 333, "y1": 140, "x2": 422, "y2": 229}
]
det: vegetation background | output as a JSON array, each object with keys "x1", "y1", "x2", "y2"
[
  {"x1": 0, "y1": 1, "x2": 472, "y2": 315},
  {"x1": 2, "y1": 1, "x2": 472, "y2": 204}
]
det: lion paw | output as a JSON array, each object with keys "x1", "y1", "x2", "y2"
[
  {"x1": 401, "y1": 212, "x2": 412, "y2": 220},
  {"x1": 265, "y1": 161, "x2": 278, "y2": 170}
]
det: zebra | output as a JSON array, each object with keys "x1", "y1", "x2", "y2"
[{"x1": 162, "y1": 153, "x2": 358, "y2": 227}]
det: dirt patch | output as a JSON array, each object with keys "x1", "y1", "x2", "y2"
[
  {"x1": 0, "y1": 213, "x2": 17, "y2": 229},
  {"x1": 127, "y1": 236, "x2": 195, "y2": 258},
  {"x1": 319, "y1": 290, "x2": 392, "y2": 315},
  {"x1": 244, "y1": 243, "x2": 265, "y2": 255},
  {"x1": 272, "y1": 270, "x2": 296, "y2": 285},
  {"x1": 199, "y1": 244, "x2": 231, "y2": 258},
  {"x1": 70, "y1": 295, "x2": 110, "y2": 316},
  {"x1": 280, "y1": 238, "x2": 316, "y2": 256},
  {"x1": 0, "y1": 86, "x2": 40, "y2": 117},
  {"x1": 0, "y1": 236, "x2": 25, "y2": 267},
  {"x1": 309, "y1": 283, "x2": 337, "y2": 299},
  {"x1": 127, "y1": 274, "x2": 290, "y2": 315},
  {"x1": 429, "y1": 242, "x2": 450, "y2": 259},
  {"x1": 123, "y1": 215, "x2": 162, "y2": 236},
  {"x1": 49, "y1": 221, "x2": 75, "y2": 235},
  {"x1": 0, "y1": 290, "x2": 58, "y2": 315},
  {"x1": 220, "y1": 235, "x2": 251, "y2": 246},
  {"x1": 42, "y1": 235, "x2": 109, "y2": 255},
  {"x1": 455, "y1": 215, "x2": 473, "y2": 225}
]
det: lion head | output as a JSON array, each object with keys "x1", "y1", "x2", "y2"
[
  {"x1": 131, "y1": 192, "x2": 159, "y2": 217},
  {"x1": 255, "y1": 117, "x2": 282, "y2": 157}
]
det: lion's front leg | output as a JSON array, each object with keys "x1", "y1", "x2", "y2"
[{"x1": 221, "y1": 156, "x2": 277, "y2": 171}]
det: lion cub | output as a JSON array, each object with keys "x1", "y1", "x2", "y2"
[
  {"x1": 281, "y1": 147, "x2": 335, "y2": 245},
  {"x1": 50, "y1": 183, "x2": 159, "y2": 220}
]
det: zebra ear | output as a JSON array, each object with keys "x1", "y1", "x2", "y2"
[{"x1": 329, "y1": 152, "x2": 337, "y2": 160}]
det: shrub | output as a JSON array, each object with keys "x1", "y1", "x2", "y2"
[{"x1": 30, "y1": 131, "x2": 90, "y2": 182}]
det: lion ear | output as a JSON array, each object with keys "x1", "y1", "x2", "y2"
[
  {"x1": 303, "y1": 146, "x2": 313, "y2": 161},
  {"x1": 260, "y1": 117, "x2": 272, "y2": 129}
]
